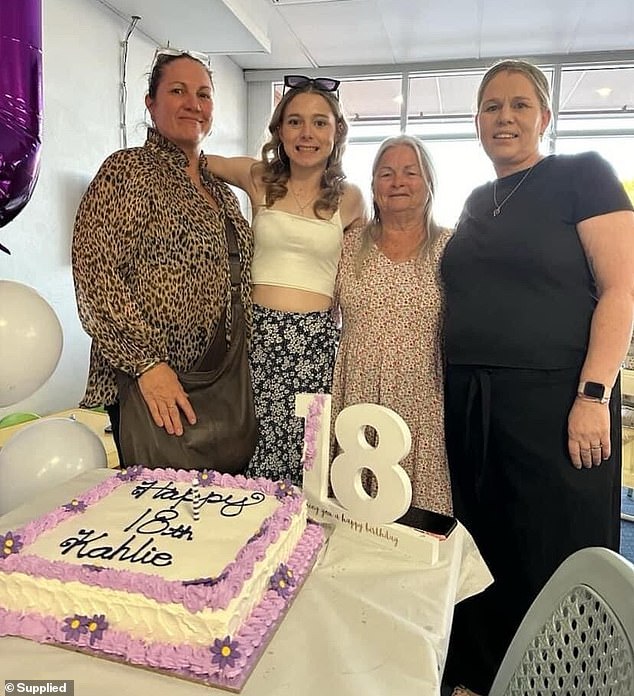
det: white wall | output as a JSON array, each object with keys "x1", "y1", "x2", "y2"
[
  {"x1": 0, "y1": 0, "x2": 248, "y2": 420},
  {"x1": 247, "y1": 81, "x2": 275, "y2": 158}
]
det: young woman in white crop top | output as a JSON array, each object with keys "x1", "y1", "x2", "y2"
[{"x1": 206, "y1": 75, "x2": 366, "y2": 484}]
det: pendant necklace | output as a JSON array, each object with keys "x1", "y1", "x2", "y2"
[
  {"x1": 289, "y1": 184, "x2": 316, "y2": 216},
  {"x1": 492, "y1": 158, "x2": 543, "y2": 217}
]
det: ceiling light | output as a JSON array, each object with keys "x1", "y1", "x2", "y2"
[{"x1": 596, "y1": 87, "x2": 612, "y2": 98}]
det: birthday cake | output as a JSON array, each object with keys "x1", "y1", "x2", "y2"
[{"x1": 0, "y1": 466, "x2": 324, "y2": 689}]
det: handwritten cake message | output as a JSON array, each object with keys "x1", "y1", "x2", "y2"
[{"x1": 58, "y1": 480, "x2": 266, "y2": 568}]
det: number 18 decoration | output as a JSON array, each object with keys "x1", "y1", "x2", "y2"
[{"x1": 296, "y1": 394, "x2": 440, "y2": 564}]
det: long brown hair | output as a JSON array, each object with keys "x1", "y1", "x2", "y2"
[
  {"x1": 147, "y1": 52, "x2": 213, "y2": 99},
  {"x1": 256, "y1": 83, "x2": 349, "y2": 219}
]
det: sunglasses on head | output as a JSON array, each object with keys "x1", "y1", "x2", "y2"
[
  {"x1": 283, "y1": 75, "x2": 341, "y2": 98},
  {"x1": 153, "y1": 47, "x2": 211, "y2": 69}
]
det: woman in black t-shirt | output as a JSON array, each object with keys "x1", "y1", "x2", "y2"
[{"x1": 441, "y1": 59, "x2": 634, "y2": 696}]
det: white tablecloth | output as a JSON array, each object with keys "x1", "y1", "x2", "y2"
[{"x1": 0, "y1": 471, "x2": 492, "y2": 695}]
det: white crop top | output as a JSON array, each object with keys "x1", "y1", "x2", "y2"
[{"x1": 251, "y1": 208, "x2": 344, "y2": 298}]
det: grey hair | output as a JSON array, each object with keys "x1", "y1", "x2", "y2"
[{"x1": 355, "y1": 135, "x2": 444, "y2": 276}]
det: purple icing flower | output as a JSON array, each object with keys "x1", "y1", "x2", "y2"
[
  {"x1": 210, "y1": 636, "x2": 241, "y2": 669},
  {"x1": 274, "y1": 479, "x2": 296, "y2": 500},
  {"x1": 62, "y1": 613, "x2": 108, "y2": 645},
  {"x1": 269, "y1": 563, "x2": 296, "y2": 598},
  {"x1": 196, "y1": 469, "x2": 214, "y2": 487},
  {"x1": 62, "y1": 614, "x2": 88, "y2": 641},
  {"x1": 117, "y1": 465, "x2": 144, "y2": 481},
  {"x1": 86, "y1": 614, "x2": 108, "y2": 645},
  {"x1": 0, "y1": 531, "x2": 23, "y2": 558},
  {"x1": 63, "y1": 498, "x2": 87, "y2": 513}
]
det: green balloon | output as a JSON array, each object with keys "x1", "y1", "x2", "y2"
[{"x1": 0, "y1": 412, "x2": 40, "y2": 428}]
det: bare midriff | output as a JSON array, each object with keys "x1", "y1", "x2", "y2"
[{"x1": 252, "y1": 284, "x2": 332, "y2": 313}]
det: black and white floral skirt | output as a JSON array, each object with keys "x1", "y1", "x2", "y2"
[{"x1": 245, "y1": 304, "x2": 339, "y2": 485}]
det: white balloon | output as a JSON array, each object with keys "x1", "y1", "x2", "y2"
[
  {"x1": 0, "y1": 280, "x2": 63, "y2": 407},
  {"x1": 0, "y1": 417, "x2": 107, "y2": 515}
]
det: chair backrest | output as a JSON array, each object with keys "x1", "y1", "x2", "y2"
[{"x1": 489, "y1": 547, "x2": 634, "y2": 696}]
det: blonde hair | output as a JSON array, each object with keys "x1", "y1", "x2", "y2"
[
  {"x1": 355, "y1": 135, "x2": 444, "y2": 275},
  {"x1": 255, "y1": 84, "x2": 349, "y2": 219},
  {"x1": 477, "y1": 59, "x2": 552, "y2": 113}
]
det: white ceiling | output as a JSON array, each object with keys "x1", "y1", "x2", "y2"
[{"x1": 97, "y1": 0, "x2": 634, "y2": 71}]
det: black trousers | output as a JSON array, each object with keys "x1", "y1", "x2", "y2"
[
  {"x1": 442, "y1": 365, "x2": 622, "y2": 693},
  {"x1": 104, "y1": 402, "x2": 124, "y2": 467}
]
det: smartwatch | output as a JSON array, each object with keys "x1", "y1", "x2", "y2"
[{"x1": 577, "y1": 381, "x2": 611, "y2": 404}]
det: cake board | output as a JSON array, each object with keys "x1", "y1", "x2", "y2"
[
  {"x1": 0, "y1": 521, "x2": 326, "y2": 692},
  {"x1": 0, "y1": 467, "x2": 328, "y2": 693},
  {"x1": 32, "y1": 523, "x2": 326, "y2": 694}
]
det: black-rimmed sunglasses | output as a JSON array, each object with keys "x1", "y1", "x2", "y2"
[{"x1": 283, "y1": 75, "x2": 341, "y2": 98}]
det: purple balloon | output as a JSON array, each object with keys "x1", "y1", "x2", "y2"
[{"x1": 0, "y1": 0, "x2": 43, "y2": 232}]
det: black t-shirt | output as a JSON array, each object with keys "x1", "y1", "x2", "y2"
[{"x1": 442, "y1": 152, "x2": 633, "y2": 369}]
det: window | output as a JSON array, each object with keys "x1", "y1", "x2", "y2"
[
  {"x1": 269, "y1": 60, "x2": 634, "y2": 226},
  {"x1": 338, "y1": 62, "x2": 634, "y2": 225}
]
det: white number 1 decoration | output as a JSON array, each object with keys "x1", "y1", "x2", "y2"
[{"x1": 296, "y1": 394, "x2": 440, "y2": 563}]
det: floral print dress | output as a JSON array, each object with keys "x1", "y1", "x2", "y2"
[{"x1": 330, "y1": 227, "x2": 453, "y2": 514}]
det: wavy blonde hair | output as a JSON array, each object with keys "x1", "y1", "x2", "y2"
[
  {"x1": 256, "y1": 83, "x2": 349, "y2": 219},
  {"x1": 355, "y1": 135, "x2": 444, "y2": 275}
]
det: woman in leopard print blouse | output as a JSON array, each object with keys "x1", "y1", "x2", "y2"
[{"x1": 72, "y1": 51, "x2": 252, "y2": 462}]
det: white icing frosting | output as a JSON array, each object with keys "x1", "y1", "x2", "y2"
[
  {"x1": 0, "y1": 506, "x2": 306, "y2": 644},
  {"x1": 0, "y1": 477, "x2": 307, "y2": 646},
  {"x1": 26, "y1": 480, "x2": 278, "y2": 581}
]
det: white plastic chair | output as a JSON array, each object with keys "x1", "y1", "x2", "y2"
[{"x1": 489, "y1": 547, "x2": 634, "y2": 696}]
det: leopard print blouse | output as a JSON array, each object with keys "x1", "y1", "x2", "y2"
[{"x1": 72, "y1": 128, "x2": 253, "y2": 407}]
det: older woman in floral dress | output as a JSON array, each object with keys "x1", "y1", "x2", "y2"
[{"x1": 330, "y1": 135, "x2": 452, "y2": 514}]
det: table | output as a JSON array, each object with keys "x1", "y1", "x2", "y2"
[
  {"x1": 0, "y1": 408, "x2": 119, "y2": 468},
  {"x1": 622, "y1": 369, "x2": 634, "y2": 497},
  {"x1": 0, "y1": 470, "x2": 492, "y2": 695}
]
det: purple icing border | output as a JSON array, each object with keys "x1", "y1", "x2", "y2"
[
  {"x1": 1, "y1": 468, "x2": 304, "y2": 613},
  {"x1": 0, "y1": 522, "x2": 325, "y2": 688}
]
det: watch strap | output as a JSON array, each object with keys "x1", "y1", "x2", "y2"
[{"x1": 577, "y1": 380, "x2": 611, "y2": 404}]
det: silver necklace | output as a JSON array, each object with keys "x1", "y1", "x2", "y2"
[
  {"x1": 289, "y1": 184, "x2": 316, "y2": 216},
  {"x1": 492, "y1": 160, "x2": 542, "y2": 217}
]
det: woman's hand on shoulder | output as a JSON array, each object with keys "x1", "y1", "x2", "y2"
[
  {"x1": 204, "y1": 154, "x2": 261, "y2": 201},
  {"x1": 341, "y1": 182, "x2": 368, "y2": 231},
  {"x1": 137, "y1": 362, "x2": 196, "y2": 436}
]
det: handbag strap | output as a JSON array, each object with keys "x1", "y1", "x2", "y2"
[
  {"x1": 224, "y1": 218, "x2": 242, "y2": 307},
  {"x1": 194, "y1": 219, "x2": 244, "y2": 372}
]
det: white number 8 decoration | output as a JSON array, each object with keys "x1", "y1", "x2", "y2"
[
  {"x1": 331, "y1": 403, "x2": 413, "y2": 523},
  {"x1": 297, "y1": 395, "x2": 413, "y2": 525}
]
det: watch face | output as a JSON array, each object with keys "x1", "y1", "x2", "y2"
[{"x1": 584, "y1": 381, "x2": 605, "y2": 399}]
